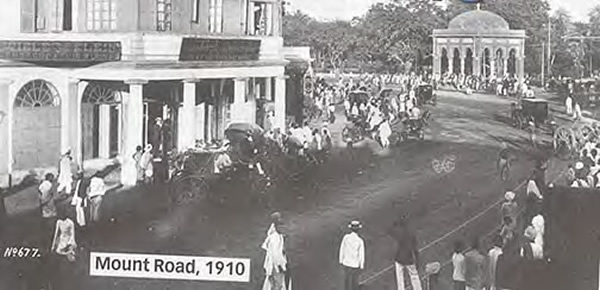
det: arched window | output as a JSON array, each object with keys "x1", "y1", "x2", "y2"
[
  {"x1": 82, "y1": 82, "x2": 122, "y2": 104},
  {"x1": 14, "y1": 80, "x2": 60, "y2": 108}
]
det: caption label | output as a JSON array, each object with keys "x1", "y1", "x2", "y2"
[{"x1": 90, "y1": 252, "x2": 250, "y2": 282}]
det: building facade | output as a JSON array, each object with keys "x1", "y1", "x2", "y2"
[
  {"x1": 433, "y1": 9, "x2": 526, "y2": 82},
  {"x1": 0, "y1": 0, "x2": 291, "y2": 186}
]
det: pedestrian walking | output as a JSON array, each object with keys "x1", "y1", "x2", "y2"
[
  {"x1": 525, "y1": 179, "x2": 543, "y2": 223},
  {"x1": 565, "y1": 95, "x2": 573, "y2": 115},
  {"x1": 71, "y1": 172, "x2": 88, "y2": 228},
  {"x1": 500, "y1": 191, "x2": 518, "y2": 228},
  {"x1": 452, "y1": 240, "x2": 466, "y2": 290},
  {"x1": 87, "y1": 173, "x2": 106, "y2": 224},
  {"x1": 141, "y1": 144, "x2": 154, "y2": 184},
  {"x1": 50, "y1": 206, "x2": 78, "y2": 290},
  {"x1": 573, "y1": 102, "x2": 582, "y2": 121},
  {"x1": 499, "y1": 216, "x2": 515, "y2": 247},
  {"x1": 486, "y1": 236, "x2": 503, "y2": 290},
  {"x1": 262, "y1": 213, "x2": 289, "y2": 290},
  {"x1": 464, "y1": 238, "x2": 486, "y2": 290},
  {"x1": 57, "y1": 149, "x2": 75, "y2": 195},
  {"x1": 133, "y1": 145, "x2": 143, "y2": 183},
  {"x1": 339, "y1": 220, "x2": 365, "y2": 290},
  {"x1": 39, "y1": 173, "x2": 57, "y2": 247},
  {"x1": 497, "y1": 142, "x2": 512, "y2": 181},
  {"x1": 389, "y1": 216, "x2": 422, "y2": 290}
]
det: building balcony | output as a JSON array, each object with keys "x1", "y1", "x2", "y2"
[{"x1": 0, "y1": 32, "x2": 285, "y2": 63}]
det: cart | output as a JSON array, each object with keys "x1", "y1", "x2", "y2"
[
  {"x1": 168, "y1": 123, "x2": 272, "y2": 206},
  {"x1": 511, "y1": 98, "x2": 556, "y2": 132},
  {"x1": 415, "y1": 84, "x2": 437, "y2": 106}
]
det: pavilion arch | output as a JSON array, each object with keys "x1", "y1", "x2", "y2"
[
  {"x1": 508, "y1": 48, "x2": 517, "y2": 76},
  {"x1": 495, "y1": 48, "x2": 505, "y2": 78},
  {"x1": 12, "y1": 79, "x2": 61, "y2": 170},
  {"x1": 452, "y1": 48, "x2": 462, "y2": 75},
  {"x1": 482, "y1": 47, "x2": 491, "y2": 78},
  {"x1": 464, "y1": 48, "x2": 474, "y2": 75},
  {"x1": 441, "y1": 48, "x2": 449, "y2": 74}
]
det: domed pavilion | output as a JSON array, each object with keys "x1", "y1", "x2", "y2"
[{"x1": 432, "y1": 7, "x2": 526, "y2": 81}]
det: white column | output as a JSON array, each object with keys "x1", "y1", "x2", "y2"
[
  {"x1": 490, "y1": 59, "x2": 496, "y2": 79},
  {"x1": 448, "y1": 58, "x2": 454, "y2": 74},
  {"x1": 74, "y1": 81, "x2": 87, "y2": 166},
  {"x1": 121, "y1": 79, "x2": 146, "y2": 186},
  {"x1": 460, "y1": 56, "x2": 465, "y2": 75},
  {"x1": 71, "y1": 0, "x2": 80, "y2": 32},
  {"x1": 179, "y1": 80, "x2": 197, "y2": 151},
  {"x1": 195, "y1": 102, "x2": 205, "y2": 143},
  {"x1": 247, "y1": 2, "x2": 255, "y2": 35},
  {"x1": 0, "y1": 79, "x2": 13, "y2": 185},
  {"x1": 274, "y1": 76, "x2": 286, "y2": 130},
  {"x1": 98, "y1": 104, "x2": 111, "y2": 158},
  {"x1": 265, "y1": 77, "x2": 273, "y2": 101},
  {"x1": 232, "y1": 78, "x2": 247, "y2": 123}
]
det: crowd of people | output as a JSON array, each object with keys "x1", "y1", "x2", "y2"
[{"x1": 35, "y1": 148, "x2": 111, "y2": 289}]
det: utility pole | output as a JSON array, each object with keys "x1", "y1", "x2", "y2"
[
  {"x1": 547, "y1": 17, "x2": 551, "y2": 78},
  {"x1": 541, "y1": 42, "x2": 545, "y2": 87}
]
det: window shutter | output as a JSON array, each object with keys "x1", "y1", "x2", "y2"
[{"x1": 21, "y1": 0, "x2": 35, "y2": 32}]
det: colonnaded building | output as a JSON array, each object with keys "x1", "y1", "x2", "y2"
[
  {"x1": 0, "y1": 0, "x2": 311, "y2": 186},
  {"x1": 432, "y1": 8, "x2": 526, "y2": 82}
]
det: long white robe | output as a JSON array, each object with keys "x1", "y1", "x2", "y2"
[{"x1": 261, "y1": 227, "x2": 289, "y2": 290}]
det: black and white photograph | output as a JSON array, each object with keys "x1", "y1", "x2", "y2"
[{"x1": 0, "y1": 0, "x2": 599, "y2": 289}]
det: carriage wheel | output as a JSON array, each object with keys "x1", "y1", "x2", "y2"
[{"x1": 171, "y1": 175, "x2": 209, "y2": 205}]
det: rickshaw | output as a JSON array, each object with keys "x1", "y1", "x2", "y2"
[{"x1": 510, "y1": 98, "x2": 556, "y2": 133}]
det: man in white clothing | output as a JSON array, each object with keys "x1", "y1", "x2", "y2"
[
  {"x1": 339, "y1": 220, "x2": 365, "y2": 290},
  {"x1": 87, "y1": 173, "x2": 107, "y2": 224},
  {"x1": 57, "y1": 149, "x2": 75, "y2": 195},
  {"x1": 262, "y1": 215, "x2": 288, "y2": 290}
]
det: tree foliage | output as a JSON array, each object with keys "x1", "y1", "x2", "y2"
[{"x1": 282, "y1": 0, "x2": 600, "y2": 77}]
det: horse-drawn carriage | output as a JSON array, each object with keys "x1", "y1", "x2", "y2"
[
  {"x1": 510, "y1": 98, "x2": 557, "y2": 132},
  {"x1": 168, "y1": 123, "x2": 273, "y2": 206}
]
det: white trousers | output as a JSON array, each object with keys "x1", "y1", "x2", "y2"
[{"x1": 395, "y1": 262, "x2": 422, "y2": 290}]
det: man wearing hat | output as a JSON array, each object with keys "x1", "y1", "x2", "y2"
[
  {"x1": 339, "y1": 220, "x2": 365, "y2": 290},
  {"x1": 571, "y1": 162, "x2": 590, "y2": 187}
]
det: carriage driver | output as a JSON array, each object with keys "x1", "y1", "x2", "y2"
[{"x1": 241, "y1": 130, "x2": 265, "y2": 175}]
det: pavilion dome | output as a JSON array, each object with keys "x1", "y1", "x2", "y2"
[{"x1": 447, "y1": 10, "x2": 510, "y2": 33}]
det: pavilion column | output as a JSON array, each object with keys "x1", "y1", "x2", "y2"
[
  {"x1": 448, "y1": 58, "x2": 454, "y2": 74},
  {"x1": 179, "y1": 80, "x2": 197, "y2": 151},
  {"x1": 473, "y1": 56, "x2": 481, "y2": 77},
  {"x1": 433, "y1": 54, "x2": 441, "y2": 77},
  {"x1": 460, "y1": 55, "x2": 465, "y2": 75},
  {"x1": 517, "y1": 56, "x2": 525, "y2": 83},
  {"x1": 62, "y1": 79, "x2": 88, "y2": 168},
  {"x1": 503, "y1": 58, "x2": 508, "y2": 76},
  {"x1": 274, "y1": 76, "x2": 287, "y2": 130},
  {"x1": 490, "y1": 59, "x2": 496, "y2": 79},
  {"x1": 121, "y1": 79, "x2": 147, "y2": 186},
  {"x1": 232, "y1": 78, "x2": 247, "y2": 123}
]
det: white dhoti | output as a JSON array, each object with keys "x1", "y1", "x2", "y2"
[{"x1": 70, "y1": 196, "x2": 86, "y2": 227}]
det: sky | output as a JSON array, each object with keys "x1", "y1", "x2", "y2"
[{"x1": 289, "y1": 0, "x2": 595, "y2": 22}]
